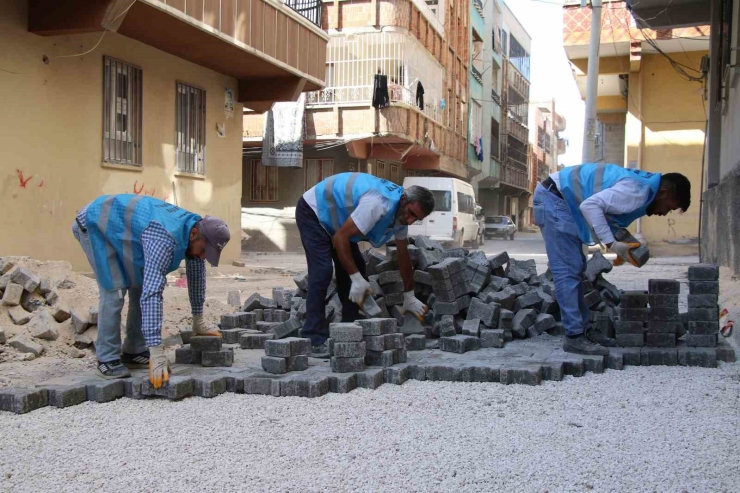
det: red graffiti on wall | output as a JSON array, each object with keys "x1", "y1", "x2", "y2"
[
  {"x1": 16, "y1": 169, "x2": 33, "y2": 188},
  {"x1": 133, "y1": 180, "x2": 144, "y2": 195},
  {"x1": 38, "y1": 180, "x2": 44, "y2": 188}
]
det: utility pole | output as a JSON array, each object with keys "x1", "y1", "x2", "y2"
[{"x1": 582, "y1": 0, "x2": 602, "y2": 163}]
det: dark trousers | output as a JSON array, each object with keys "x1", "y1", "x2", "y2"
[{"x1": 295, "y1": 197, "x2": 367, "y2": 345}]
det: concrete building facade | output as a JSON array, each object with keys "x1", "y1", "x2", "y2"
[
  {"x1": 0, "y1": 0, "x2": 327, "y2": 268},
  {"x1": 241, "y1": 0, "x2": 471, "y2": 251}
]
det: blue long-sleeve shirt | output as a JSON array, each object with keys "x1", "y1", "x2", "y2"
[{"x1": 77, "y1": 206, "x2": 205, "y2": 346}]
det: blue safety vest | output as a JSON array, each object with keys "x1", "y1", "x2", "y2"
[
  {"x1": 558, "y1": 163, "x2": 662, "y2": 245},
  {"x1": 314, "y1": 172, "x2": 405, "y2": 248},
  {"x1": 85, "y1": 195, "x2": 201, "y2": 291}
]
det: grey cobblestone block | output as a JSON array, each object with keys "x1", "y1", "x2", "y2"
[
  {"x1": 650, "y1": 307, "x2": 680, "y2": 321},
  {"x1": 615, "y1": 347, "x2": 643, "y2": 366},
  {"x1": 243, "y1": 293, "x2": 277, "y2": 311},
  {"x1": 485, "y1": 290, "x2": 516, "y2": 311},
  {"x1": 381, "y1": 281, "x2": 405, "y2": 295},
  {"x1": 280, "y1": 376, "x2": 330, "y2": 398},
  {"x1": 532, "y1": 314, "x2": 556, "y2": 334},
  {"x1": 405, "y1": 334, "x2": 426, "y2": 350},
  {"x1": 686, "y1": 334, "x2": 717, "y2": 347},
  {"x1": 648, "y1": 279, "x2": 680, "y2": 295},
  {"x1": 192, "y1": 375, "x2": 227, "y2": 398},
  {"x1": 243, "y1": 377, "x2": 281, "y2": 396},
  {"x1": 688, "y1": 263, "x2": 719, "y2": 281},
  {"x1": 581, "y1": 279, "x2": 594, "y2": 293},
  {"x1": 3, "y1": 283, "x2": 24, "y2": 306},
  {"x1": 480, "y1": 329, "x2": 505, "y2": 348},
  {"x1": 202, "y1": 349, "x2": 234, "y2": 367},
  {"x1": 356, "y1": 368, "x2": 385, "y2": 389},
  {"x1": 640, "y1": 348, "x2": 678, "y2": 366},
  {"x1": 0, "y1": 387, "x2": 49, "y2": 414},
  {"x1": 141, "y1": 376, "x2": 194, "y2": 400},
  {"x1": 488, "y1": 251, "x2": 509, "y2": 270},
  {"x1": 584, "y1": 290, "x2": 602, "y2": 308},
  {"x1": 272, "y1": 317, "x2": 303, "y2": 339},
  {"x1": 595, "y1": 276, "x2": 621, "y2": 304},
  {"x1": 356, "y1": 318, "x2": 397, "y2": 336},
  {"x1": 488, "y1": 276, "x2": 510, "y2": 291},
  {"x1": 614, "y1": 320, "x2": 644, "y2": 334},
  {"x1": 500, "y1": 365, "x2": 542, "y2": 386},
  {"x1": 687, "y1": 294, "x2": 719, "y2": 308},
  {"x1": 85, "y1": 380, "x2": 125, "y2": 403},
  {"x1": 688, "y1": 306, "x2": 719, "y2": 321},
  {"x1": 647, "y1": 321, "x2": 680, "y2": 334},
  {"x1": 648, "y1": 295, "x2": 679, "y2": 307},
  {"x1": 384, "y1": 365, "x2": 410, "y2": 385},
  {"x1": 508, "y1": 283, "x2": 528, "y2": 297},
  {"x1": 606, "y1": 352, "x2": 625, "y2": 370},
  {"x1": 220, "y1": 329, "x2": 246, "y2": 345},
  {"x1": 581, "y1": 355, "x2": 606, "y2": 374},
  {"x1": 365, "y1": 349, "x2": 397, "y2": 367},
  {"x1": 513, "y1": 290, "x2": 543, "y2": 312},
  {"x1": 677, "y1": 347, "x2": 717, "y2": 367},
  {"x1": 687, "y1": 321, "x2": 719, "y2": 335},
  {"x1": 413, "y1": 270, "x2": 432, "y2": 286},
  {"x1": 584, "y1": 251, "x2": 613, "y2": 283},
  {"x1": 286, "y1": 355, "x2": 309, "y2": 372},
  {"x1": 253, "y1": 309, "x2": 265, "y2": 322},
  {"x1": 329, "y1": 323, "x2": 363, "y2": 342},
  {"x1": 425, "y1": 365, "x2": 463, "y2": 381},
  {"x1": 265, "y1": 339, "x2": 294, "y2": 358},
  {"x1": 620, "y1": 290, "x2": 649, "y2": 308},
  {"x1": 328, "y1": 373, "x2": 357, "y2": 393},
  {"x1": 688, "y1": 281, "x2": 720, "y2": 295},
  {"x1": 45, "y1": 384, "x2": 88, "y2": 408},
  {"x1": 220, "y1": 313, "x2": 242, "y2": 328},
  {"x1": 375, "y1": 260, "x2": 397, "y2": 274},
  {"x1": 512, "y1": 309, "x2": 537, "y2": 338},
  {"x1": 175, "y1": 347, "x2": 195, "y2": 364},
  {"x1": 591, "y1": 313, "x2": 614, "y2": 339},
  {"x1": 616, "y1": 333, "x2": 644, "y2": 347},
  {"x1": 190, "y1": 336, "x2": 222, "y2": 352},
  {"x1": 397, "y1": 347, "x2": 407, "y2": 363},
  {"x1": 440, "y1": 335, "x2": 480, "y2": 354},
  {"x1": 123, "y1": 378, "x2": 145, "y2": 399},
  {"x1": 292, "y1": 271, "x2": 309, "y2": 291},
  {"x1": 462, "y1": 318, "x2": 481, "y2": 337},
  {"x1": 384, "y1": 334, "x2": 405, "y2": 350},
  {"x1": 619, "y1": 307, "x2": 649, "y2": 322},
  {"x1": 262, "y1": 356, "x2": 288, "y2": 374},
  {"x1": 460, "y1": 364, "x2": 500, "y2": 382},
  {"x1": 9, "y1": 337, "x2": 45, "y2": 356},
  {"x1": 9, "y1": 267, "x2": 40, "y2": 293},
  {"x1": 435, "y1": 301, "x2": 459, "y2": 315},
  {"x1": 333, "y1": 341, "x2": 367, "y2": 358},
  {"x1": 379, "y1": 270, "x2": 402, "y2": 285},
  {"x1": 498, "y1": 309, "x2": 514, "y2": 329},
  {"x1": 716, "y1": 339, "x2": 736, "y2": 362},
  {"x1": 506, "y1": 263, "x2": 533, "y2": 284},
  {"x1": 364, "y1": 335, "x2": 386, "y2": 352},
  {"x1": 265, "y1": 309, "x2": 290, "y2": 323},
  {"x1": 467, "y1": 298, "x2": 497, "y2": 327},
  {"x1": 384, "y1": 292, "x2": 405, "y2": 306},
  {"x1": 645, "y1": 333, "x2": 676, "y2": 347},
  {"x1": 256, "y1": 321, "x2": 280, "y2": 333}
]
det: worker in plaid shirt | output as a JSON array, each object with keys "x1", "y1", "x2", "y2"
[{"x1": 72, "y1": 195, "x2": 230, "y2": 387}]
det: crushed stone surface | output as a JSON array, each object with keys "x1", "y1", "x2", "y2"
[{"x1": 1, "y1": 363, "x2": 739, "y2": 492}]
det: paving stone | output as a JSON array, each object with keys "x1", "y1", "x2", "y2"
[
  {"x1": 85, "y1": 380, "x2": 125, "y2": 403},
  {"x1": 616, "y1": 333, "x2": 644, "y2": 347},
  {"x1": 581, "y1": 355, "x2": 606, "y2": 374},
  {"x1": 687, "y1": 294, "x2": 719, "y2": 309},
  {"x1": 508, "y1": 283, "x2": 528, "y2": 297},
  {"x1": 272, "y1": 317, "x2": 303, "y2": 339},
  {"x1": 647, "y1": 321, "x2": 681, "y2": 334},
  {"x1": 584, "y1": 251, "x2": 613, "y2": 283},
  {"x1": 8, "y1": 305, "x2": 31, "y2": 325},
  {"x1": 645, "y1": 333, "x2": 677, "y2": 347},
  {"x1": 716, "y1": 339, "x2": 736, "y2": 362},
  {"x1": 50, "y1": 306, "x2": 71, "y2": 323},
  {"x1": 487, "y1": 276, "x2": 510, "y2": 291},
  {"x1": 688, "y1": 263, "x2": 720, "y2": 281},
  {"x1": 2, "y1": 283, "x2": 23, "y2": 306},
  {"x1": 650, "y1": 307, "x2": 680, "y2": 321},
  {"x1": 328, "y1": 373, "x2": 357, "y2": 393},
  {"x1": 243, "y1": 377, "x2": 281, "y2": 396},
  {"x1": 122, "y1": 378, "x2": 146, "y2": 399},
  {"x1": 688, "y1": 306, "x2": 719, "y2": 321},
  {"x1": 364, "y1": 335, "x2": 386, "y2": 352},
  {"x1": 434, "y1": 301, "x2": 459, "y2": 316},
  {"x1": 583, "y1": 290, "x2": 602, "y2": 309},
  {"x1": 686, "y1": 334, "x2": 717, "y2": 347},
  {"x1": 467, "y1": 298, "x2": 497, "y2": 327},
  {"x1": 280, "y1": 376, "x2": 330, "y2": 398},
  {"x1": 365, "y1": 349, "x2": 397, "y2": 367},
  {"x1": 73, "y1": 327, "x2": 97, "y2": 350},
  {"x1": 330, "y1": 357, "x2": 365, "y2": 373},
  {"x1": 648, "y1": 279, "x2": 680, "y2": 295},
  {"x1": 618, "y1": 307, "x2": 649, "y2": 322},
  {"x1": 384, "y1": 334, "x2": 404, "y2": 350},
  {"x1": 400, "y1": 312, "x2": 424, "y2": 335},
  {"x1": 506, "y1": 262, "x2": 533, "y2": 284},
  {"x1": 0, "y1": 387, "x2": 49, "y2": 414},
  {"x1": 425, "y1": 365, "x2": 463, "y2": 381},
  {"x1": 614, "y1": 320, "x2": 644, "y2": 334},
  {"x1": 480, "y1": 329, "x2": 505, "y2": 348},
  {"x1": 461, "y1": 318, "x2": 481, "y2": 337},
  {"x1": 261, "y1": 356, "x2": 288, "y2": 374},
  {"x1": 688, "y1": 281, "x2": 720, "y2": 295},
  {"x1": 606, "y1": 352, "x2": 625, "y2": 370},
  {"x1": 329, "y1": 323, "x2": 363, "y2": 342},
  {"x1": 647, "y1": 295, "x2": 679, "y2": 308},
  {"x1": 10, "y1": 267, "x2": 40, "y2": 293},
  {"x1": 384, "y1": 365, "x2": 410, "y2": 385},
  {"x1": 541, "y1": 360, "x2": 565, "y2": 381},
  {"x1": 332, "y1": 341, "x2": 367, "y2": 358},
  {"x1": 356, "y1": 368, "x2": 385, "y2": 389},
  {"x1": 0, "y1": 259, "x2": 15, "y2": 275},
  {"x1": 202, "y1": 349, "x2": 234, "y2": 367},
  {"x1": 500, "y1": 365, "x2": 542, "y2": 385},
  {"x1": 265, "y1": 339, "x2": 294, "y2": 358},
  {"x1": 44, "y1": 290, "x2": 59, "y2": 306},
  {"x1": 498, "y1": 309, "x2": 514, "y2": 329},
  {"x1": 403, "y1": 334, "x2": 425, "y2": 351},
  {"x1": 677, "y1": 347, "x2": 717, "y2": 367},
  {"x1": 640, "y1": 347, "x2": 678, "y2": 366},
  {"x1": 397, "y1": 347, "x2": 407, "y2": 363},
  {"x1": 532, "y1": 314, "x2": 556, "y2": 335},
  {"x1": 220, "y1": 329, "x2": 246, "y2": 345},
  {"x1": 175, "y1": 347, "x2": 196, "y2": 364},
  {"x1": 687, "y1": 321, "x2": 719, "y2": 335},
  {"x1": 385, "y1": 292, "x2": 405, "y2": 306},
  {"x1": 8, "y1": 337, "x2": 44, "y2": 356},
  {"x1": 242, "y1": 293, "x2": 277, "y2": 311},
  {"x1": 488, "y1": 251, "x2": 509, "y2": 270},
  {"x1": 141, "y1": 376, "x2": 194, "y2": 400},
  {"x1": 413, "y1": 270, "x2": 432, "y2": 286},
  {"x1": 179, "y1": 330, "x2": 193, "y2": 345},
  {"x1": 620, "y1": 290, "x2": 649, "y2": 308},
  {"x1": 616, "y1": 347, "x2": 643, "y2": 366},
  {"x1": 190, "y1": 336, "x2": 222, "y2": 352},
  {"x1": 287, "y1": 355, "x2": 309, "y2": 372},
  {"x1": 595, "y1": 276, "x2": 621, "y2": 304},
  {"x1": 440, "y1": 335, "x2": 480, "y2": 354},
  {"x1": 378, "y1": 270, "x2": 402, "y2": 286},
  {"x1": 511, "y1": 309, "x2": 537, "y2": 338}
]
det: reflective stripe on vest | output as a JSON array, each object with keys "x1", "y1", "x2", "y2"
[
  {"x1": 96, "y1": 196, "x2": 125, "y2": 289},
  {"x1": 121, "y1": 195, "x2": 144, "y2": 288},
  {"x1": 322, "y1": 172, "x2": 360, "y2": 231}
]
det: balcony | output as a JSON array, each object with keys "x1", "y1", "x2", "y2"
[
  {"x1": 28, "y1": 0, "x2": 328, "y2": 112},
  {"x1": 506, "y1": 62, "x2": 530, "y2": 100},
  {"x1": 471, "y1": 65, "x2": 483, "y2": 85},
  {"x1": 557, "y1": 137, "x2": 567, "y2": 156},
  {"x1": 491, "y1": 89, "x2": 501, "y2": 106},
  {"x1": 473, "y1": 0, "x2": 485, "y2": 16},
  {"x1": 501, "y1": 159, "x2": 529, "y2": 191}
]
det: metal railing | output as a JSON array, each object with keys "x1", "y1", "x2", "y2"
[
  {"x1": 501, "y1": 159, "x2": 529, "y2": 190},
  {"x1": 471, "y1": 65, "x2": 483, "y2": 84},
  {"x1": 473, "y1": 0, "x2": 484, "y2": 16},
  {"x1": 491, "y1": 88, "x2": 501, "y2": 105},
  {"x1": 282, "y1": 0, "x2": 322, "y2": 27},
  {"x1": 488, "y1": 157, "x2": 501, "y2": 180}
]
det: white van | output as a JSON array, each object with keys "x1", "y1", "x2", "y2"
[{"x1": 403, "y1": 176, "x2": 480, "y2": 247}]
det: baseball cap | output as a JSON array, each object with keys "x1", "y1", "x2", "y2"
[{"x1": 198, "y1": 216, "x2": 230, "y2": 267}]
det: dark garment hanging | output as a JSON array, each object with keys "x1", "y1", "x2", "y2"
[
  {"x1": 416, "y1": 81, "x2": 425, "y2": 110},
  {"x1": 372, "y1": 74, "x2": 390, "y2": 109}
]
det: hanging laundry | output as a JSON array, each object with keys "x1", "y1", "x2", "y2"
[
  {"x1": 372, "y1": 74, "x2": 390, "y2": 109},
  {"x1": 416, "y1": 81, "x2": 425, "y2": 110},
  {"x1": 474, "y1": 137, "x2": 481, "y2": 156},
  {"x1": 261, "y1": 94, "x2": 305, "y2": 168},
  {"x1": 476, "y1": 137, "x2": 484, "y2": 162},
  {"x1": 440, "y1": 98, "x2": 446, "y2": 110}
]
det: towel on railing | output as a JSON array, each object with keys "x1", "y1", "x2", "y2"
[
  {"x1": 372, "y1": 74, "x2": 390, "y2": 109},
  {"x1": 261, "y1": 94, "x2": 305, "y2": 168}
]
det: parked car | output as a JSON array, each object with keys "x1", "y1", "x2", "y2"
[
  {"x1": 404, "y1": 176, "x2": 480, "y2": 247},
  {"x1": 484, "y1": 215, "x2": 516, "y2": 240}
]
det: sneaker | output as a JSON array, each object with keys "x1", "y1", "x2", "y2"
[
  {"x1": 563, "y1": 335, "x2": 609, "y2": 356},
  {"x1": 311, "y1": 341, "x2": 331, "y2": 359},
  {"x1": 121, "y1": 350, "x2": 150, "y2": 369},
  {"x1": 97, "y1": 360, "x2": 132, "y2": 379}
]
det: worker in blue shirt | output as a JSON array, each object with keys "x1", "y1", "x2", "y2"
[
  {"x1": 534, "y1": 163, "x2": 691, "y2": 355},
  {"x1": 72, "y1": 195, "x2": 230, "y2": 387}
]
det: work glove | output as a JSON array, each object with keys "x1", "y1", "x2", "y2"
[
  {"x1": 349, "y1": 272, "x2": 374, "y2": 306},
  {"x1": 148, "y1": 345, "x2": 170, "y2": 389},
  {"x1": 609, "y1": 241, "x2": 643, "y2": 267},
  {"x1": 401, "y1": 291, "x2": 428, "y2": 321},
  {"x1": 192, "y1": 314, "x2": 221, "y2": 338}
]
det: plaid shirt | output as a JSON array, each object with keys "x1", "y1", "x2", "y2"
[{"x1": 77, "y1": 206, "x2": 206, "y2": 347}]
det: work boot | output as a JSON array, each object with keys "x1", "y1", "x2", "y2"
[
  {"x1": 311, "y1": 341, "x2": 331, "y2": 359},
  {"x1": 563, "y1": 335, "x2": 609, "y2": 356},
  {"x1": 121, "y1": 350, "x2": 150, "y2": 369},
  {"x1": 97, "y1": 360, "x2": 132, "y2": 379}
]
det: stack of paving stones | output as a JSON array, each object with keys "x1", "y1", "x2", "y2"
[
  {"x1": 646, "y1": 279, "x2": 680, "y2": 347},
  {"x1": 175, "y1": 335, "x2": 234, "y2": 367},
  {"x1": 329, "y1": 323, "x2": 367, "y2": 372},
  {"x1": 615, "y1": 290, "x2": 648, "y2": 347},
  {"x1": 686, "y1": 263, "x2": 721, "y2": 347},
  {"x1": 261, "y1": 337, "x2": 311, "y2": 374}
]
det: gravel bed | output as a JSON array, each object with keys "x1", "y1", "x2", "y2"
[{"x1": 1, "y1": 363, "x2": 739, "y2": 492}]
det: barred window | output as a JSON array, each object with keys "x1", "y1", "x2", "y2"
[
  {"x1": 305, "y1": 159, "x2": 334, "y2": 190},
  {"x1": 251, "y1": 160, "x2": 279, "y2": 202},
  {"x1": 176, "y1": 81, "x2": 207, "y2": 174},
  {"x1": 103, "y1": 56, "x2": 142, "y2": 166}
]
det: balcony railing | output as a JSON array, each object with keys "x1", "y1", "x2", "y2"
[
  {"x1": 306, "y1": 84, "x2": 440, "y2": 122},
  {"x1": 488, "y1": 157, "x2": 501, "y2": 180},
  {"x1": 502, "y1": 159, "x2": 529, "y2": 190},
  {"x1": 471, "y1": 65, "x2": 483, "y2": 84},
  {"x1": 473, "y1": 0, "x2": 484, "y2": 16},
  {"x1": 491, "y1": 89, "x2": 501, "y2": 105},
  {"x1": 282, "y1": 0, "x2": 322, "y2": 27}
]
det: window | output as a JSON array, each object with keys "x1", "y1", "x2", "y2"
[
  {"x1": 470, "y1": 99, "x2": 482, "y2": 140},
  {"x1": 431, "y1": 190, "x2": 452, "y2": 212},
  {"x1": 374, "y1": 160, "x2": 387, "y2": 180},
  {"x1": 389, "y1": 163, "x2": 400, "y2": 184},
  {"x1": 250, "y1": 160, "x2": 279, "y2": 202},
  {"x1": 176, "y1": 82, "x2": 207, "y2": 174},
  {"x1": 305, "y1": 159, "x2": 334, "y2": 190},
  {"x1": 103, "y1": 56, "x2": 142, "y2": 166},
  {"x1": 456, "y1": 192, "x2": 475, "y2": 214}
]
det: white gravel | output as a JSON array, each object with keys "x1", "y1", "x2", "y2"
[{"x1": 1, "y1": 363, "x2": 739, "y2": 493}]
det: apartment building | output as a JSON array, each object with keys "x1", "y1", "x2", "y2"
[
  {"x1": 529, "y1": 100, "x2": 567, "y2": 182},
  {"x1": 0, "y1": 0, "x2": 327, "y2": 268},
  {"x1": 242, "y1": 0, "x2": 471, "y2": 251},
  {"x1": 562, "y1": 0, "x2": 708, "y2": 249}
]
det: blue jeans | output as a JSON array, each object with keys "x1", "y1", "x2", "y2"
[
  {"x1": 533, "y1": 183, "x2": 590, "y2": 337},
  {"x1": 72, "y1": 222, "x2": 147, "y2": 362},
  {"x1": 295, "y1": 197, "x2": 366, "y2": 345}
]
